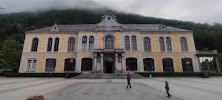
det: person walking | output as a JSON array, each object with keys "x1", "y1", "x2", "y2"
[
  {"x1": 126, "y1": 72, "x2": 131, "y2": 89},
  {"x1": 165, "y1": 81, "x2": 171, "y2": 97}
]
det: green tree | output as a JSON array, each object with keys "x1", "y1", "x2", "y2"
[
  {"x1": 215, "y1": 31, "x2": 222, "y2": 52},
  {"x1": 1, "y1": 39, "x2": 23, "y2": 71},
  {"x1": 0, "y1": 59, "x2": 7, "y2": 71},
  {"x1": 0, "y1": 53, "x2": 7, "y2": 70},
  {"x1": 5, "y1": 23, "x2": 25, "y2": 35}
]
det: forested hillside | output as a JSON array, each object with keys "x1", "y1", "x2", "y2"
[{"x1": 0, "y1": 9, "x2": 222, "y2": 71}]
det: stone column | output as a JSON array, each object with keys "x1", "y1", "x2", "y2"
[
  {"x1": 121, "y1": 54, "x2": 125, "y2": 73},
  {"x1": 198, "y1": 57, "x2": 203, "y2": 72},
  {"x1": 195, "y1": 56, "x2": 200, "y2": 72},
  {"x1": 101, "y1": 54, "x2": 104, "y2": 74},
  {"x1": 76, "y1": 52, "x2": 80, "y2": 72},
  {"x1": 115, "y1": 54, "x2": 118, "y2": 73},
  {"x1": 93, "y1": 54, "x2": 97, "y2": 73},
  {"x1": 215, "y1": 57, "x2": 221, "y2": 73},
  {"x1": 139, "y1": 52, "x2": 143, "y2": 72}
]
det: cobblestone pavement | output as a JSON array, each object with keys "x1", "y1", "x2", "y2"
[
  {"x1": 44, "y1": 82, "x2": 181, "y2": 100},
  {"x1": 0, "y1": 77, "x2": 222, "y2": 100}
]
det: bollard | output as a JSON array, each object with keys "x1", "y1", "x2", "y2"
[{"x1": 149, "y1": 74, "x2": 152, "y2": 77}]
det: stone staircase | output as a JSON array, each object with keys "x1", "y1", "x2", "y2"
[{"x1": 73, "y1": 73, "x2": 147, "y2": 79}]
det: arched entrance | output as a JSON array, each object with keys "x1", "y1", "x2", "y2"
[
  {"x1": 104, "y1": 56, "x2": 114, "y2": 73},
  {"x1": 143, "y1": 58, "x2": 155, "y2": 71},
  {"x1": 162, "y1": 58, "x2": 174, "y2": 72},
  {"x1": 126, "y1": 58, "x2": 137, "y2": 71},
  {"x1": 81, "y1": 58, "x2": 93, "y2": 71},
  {"x1": 182, "y1": 58, "x2": 193, "y2": 72},
  {"x1": 64, "y1": 58, "x2": 75, "y2": 71}
]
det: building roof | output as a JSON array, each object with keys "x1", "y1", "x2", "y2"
[{"x1": 26, "y1": 14, "x2": 192, "y2": 33}]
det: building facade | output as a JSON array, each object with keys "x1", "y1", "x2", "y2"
[{"x1": 19, "y1": 14, "x2": 199, "y2": 73}]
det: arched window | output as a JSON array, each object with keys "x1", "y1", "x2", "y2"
[
  {"x1": 47, "y1": 38, "x2": 53, "y2": 52},
  {"x1": 182, "y1": 58, "x2": 193, "y2": 72},
  {"x1": 68, "y1": 37, "x2": 75, "y2": 52},
  {"x1": 82, "y1": 36, "x2": 87, "y2": 51},
  {"x1": 144, "y1": 37, "x2": 151, "y2": 51},
  {"x1": 159, "y1": 37, "x2": 165, "y2": 51},
  {"x1": 26, "y1": 59, "x2": 37, "y2": 72},
  {"x1": 126, "y1": 58, "x2": 137, "y2": 71},
  {"x1": 54, "y1": 38, "x2": 60, "y2": 51},
  {"x1": 162, "y1": 58, "x2": 174, "y2": 72},
  {"x1": 180, "y1": 37, "x2": 188, "y2": 51},
  {"x1": 132, "y1": 36, "x2": 137, "y2": 50},
  {"x1": 143, "y1": 58, "x2": 155, "y2": 71},
  {"x1": 81, "y1": 58, "x2": 93, "y2": 71},
  {"x1": 31, "y1": 38, "x2": 39, "y2": 52},
  {"x1": 45, "y1": 58, "x2": 56, "y2": 71},
  {"x1": 105, "y1": 36, "x2": 114, "y2": 49},
  {"x1": 125, "y1": 36, "x2": 130, "y2": 50},
  {"x1": 166, "y1": 37, "x2": 172, "y2": 51},
  {"x1": 64, "y1": 58, "x2": 75, "y2": 71},
  {"x1": 89, "y1": 36, "x2": 94, "y2": 51}
]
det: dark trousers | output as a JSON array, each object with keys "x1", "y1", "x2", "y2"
[
  {"x1": 126, "y1": 80, "x2": 131, "y2": 88},
  {"x1": 166, "y1": 90, "x2": 171, "y2": 97}
]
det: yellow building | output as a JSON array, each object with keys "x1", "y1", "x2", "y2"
[{"x1": 19, "y1": 13, "x2": 199, "y2": 73}]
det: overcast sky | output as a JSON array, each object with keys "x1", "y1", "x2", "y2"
[{"x1": 0, "y1": 0, "x2": 222, "y2": 24}]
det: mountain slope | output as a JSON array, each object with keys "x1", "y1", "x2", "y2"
[{"x1": 0, "y1": 9, "x2": 222, "y2": 52}]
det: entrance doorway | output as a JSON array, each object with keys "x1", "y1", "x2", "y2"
[
  {"x1": 104, "y1": 56, "x2": 114, "y2": 73},
  {"x1": 104, "y1": 61, "x2": 114, "y2": 73}
]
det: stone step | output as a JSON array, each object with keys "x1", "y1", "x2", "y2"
[{"x1": 73, "y1": 73, "x2": 147, "y2": 79}]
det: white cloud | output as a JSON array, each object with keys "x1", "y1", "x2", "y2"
[
  {"x1": 0, "y1": 0, "x2": 222, "y2": 24},
  {"x1": 95, "y1": 0, "x2": 222, "y2": 24}
]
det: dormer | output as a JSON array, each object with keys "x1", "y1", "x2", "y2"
[
  {"x1": 159, "y1": 24, "x2": 167, "y2": 31},
  {"x1": 50, "y1": 22, "x2": 59, "y2": 32}
]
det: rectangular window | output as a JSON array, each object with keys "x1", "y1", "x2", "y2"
[{"x1": 26, "y1": 59, "x2": 37, "y2": 72}]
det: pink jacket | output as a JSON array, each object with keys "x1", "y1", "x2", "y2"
[{"x1": 127, "y1": 74, "x2": 131, "y2": 80}]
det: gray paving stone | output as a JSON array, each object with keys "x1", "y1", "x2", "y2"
[{"x1": 44, "y1": 82, "x2": 181, "y2": 100}]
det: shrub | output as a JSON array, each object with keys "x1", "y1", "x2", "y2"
[
  {"x1": 0, "y1": 72, "x2": 5, "y2": 76},
  {"x1": 0, "y1": 71, "x2": 16, "y2": 76},
  {"x1": 5, "y1": 73, "x2": 81, "y2": 77},
  {"x1": 136, "y1": 72, "x2": 212, "y2": 77}
]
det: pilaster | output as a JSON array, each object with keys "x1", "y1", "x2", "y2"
[
  {"x1": 93, "y1": 54, "x2": 97, "y2": 73},
  {"x1": 115, "y1": 54, "x2": 118, "y2": 73},
  {"x1": 101, "y1": 54, "x2": 104, "y2": 74},
  {"x1": 215, "y1": 57, "x2": 221, "y2": 73},
  {"x1": 121, "y1": 54, "x2": 125, "y2": 73}
]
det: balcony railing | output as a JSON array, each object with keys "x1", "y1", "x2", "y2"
[
  {"x1": 94, "y1": 49, "x2": 124, "y2": 53},
  {"x1": 196, "y1": 50, "x2": 218, "y2": 56}
]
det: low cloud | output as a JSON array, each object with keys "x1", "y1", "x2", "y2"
[
  {"x1": 0, "y1": 0, "x2": 105, "y2": 13},
  {"x1": 0, "y1": 0, "x2": 222, "y2": 24},
  {"x1": 95, "y1": 0, "x2": 222, "y2": 24}
]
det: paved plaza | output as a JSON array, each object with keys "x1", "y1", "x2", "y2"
[
  {"x1": 0, "y1": 77, "x2": 222, "y2": 100},
  {"x1": 44, "y1": 82, "x2": 180, "y2": 100}
]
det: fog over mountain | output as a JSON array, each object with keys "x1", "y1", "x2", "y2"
[
  {"x1": 0, "y1": 0, "x2": 107, "y2": 13},
  {"x1": 0, "y1": 0, "x2": 222, "y2": 24}
]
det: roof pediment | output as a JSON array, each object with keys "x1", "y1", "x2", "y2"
[{"x1": 96, "y1": 13, "x2": 123, "y2": 31}]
